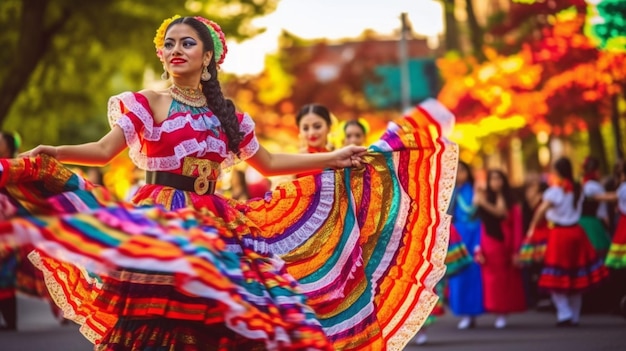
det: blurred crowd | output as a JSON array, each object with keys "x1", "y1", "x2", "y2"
[{"x1": 411, "y1": 155, "x2": 626, "y2": 345}]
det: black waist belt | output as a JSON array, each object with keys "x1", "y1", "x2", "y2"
[
  {"x1": 550, "y1": 222, "x2": 578, "y2": 228},
  {"x1": 145, "y1": 171, "x2": 216, "y2": 195}
]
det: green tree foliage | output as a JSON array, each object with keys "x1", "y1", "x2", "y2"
[
  {"x1": 588, "y1": 0, "x2": 626, "y2": 51},
  {"x1": 0, "y1": 0, "x2": 277, "y2": 147}
]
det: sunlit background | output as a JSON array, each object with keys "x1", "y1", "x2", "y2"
[
  {"x1": 221, "y1": 0, "x2": 444, "y2": 75},
  {"x1": 1, "y1": 0, "x2": 625, "y2": 199}
]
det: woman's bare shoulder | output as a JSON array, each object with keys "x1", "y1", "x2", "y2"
[
  {"x1": 137, "y1": 88, "x2": 171, "y2": 122},
  {"x1": 137, "y1": 89, "x2": 169, "y2": 105}
]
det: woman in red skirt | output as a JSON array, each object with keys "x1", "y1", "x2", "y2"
[
  {"x1": 526, "y1": 157, "x2": 608, "y2": 326},
  {"x1": 475, "y1": 169, "x2": 527, "y2": 329}
]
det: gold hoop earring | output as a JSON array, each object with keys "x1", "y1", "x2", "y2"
[
  {"x1": 161, "y1": 69, "x2": 169, "y2": 80},
  {"x1": 201, "y1": 66, "x2": 211, "y2": 81}
]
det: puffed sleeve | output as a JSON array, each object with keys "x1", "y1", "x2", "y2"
[
  {"x1": 107, "y1": 92, "x2": 154, "y2": 169},
  {"x1": 542, "y1": 186, "x2": 564, "y2": 206},
  {"x1": 222, "y1": 112, "x2": 260, "y2": 170},
  {"x1": 617, "y1": 183, "x2": 626, "y2": 214},
  {"x1": 583, "y1": 181, "x2": 605, "y2": 197}
]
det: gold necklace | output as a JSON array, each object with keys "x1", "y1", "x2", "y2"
[{"x1": 169, "y1": 84, "x2": 207, "y2": 107}]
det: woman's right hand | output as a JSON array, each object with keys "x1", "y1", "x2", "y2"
[
  {"x1": 18, "y1": 145, "x2": 58, "y2": 158},
  {"x1": 473, "y1": 187, "x2": 485, "y2": 206},
  {"x1": 473, "y1": 246, "x2": 485, "y2": 264}
]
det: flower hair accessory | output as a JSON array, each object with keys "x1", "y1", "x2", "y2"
[
  {"x1": 194, "y1": 16, "x2": 227, "y2": 65},
  {"x1": 154, "y1": 15, "x2": 181, "y2": 58},
  {"x1": 153, "y1": 15, "x2": 228, "y2": 65}
]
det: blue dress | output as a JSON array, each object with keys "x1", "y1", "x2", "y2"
[{"x1": 447, "y1": 182, "x2": 485, "y2": 316}]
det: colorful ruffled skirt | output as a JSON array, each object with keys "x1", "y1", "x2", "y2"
[
  {"x1": 445, "y1": 224, "x2": 472, "y2": 277},
  {"x1": 539, "y1": 224, "x2": 609, "y2": 293},
  {"x1": 519, "y1": 224, "x2": 550, "y2": 265},
  {"x1": 0, "y1": 99, "x2": 457, "y2": 350},
  {"x1": 422, "y1": 224, "x2": 472, "y2": 328},
  {"x1": 606, "y1": 214, "x2": 626, "y2": 269}
]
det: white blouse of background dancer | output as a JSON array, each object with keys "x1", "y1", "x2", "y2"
[
  {"x1": 584, "y1": 179, "x2": 609, "y2": 221},
  {"x1": 616, "y1": 182, "x2": 626, "y2": 215},
  {"x1": 543, "y1": 186, "x2": 584, "y2": 226}
]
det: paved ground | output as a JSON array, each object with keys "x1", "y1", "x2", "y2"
[
  {"x1": 2, "y1": 294, "x2": 625, "y2": 351},
  {"x1": 403, "y1": 309, "x2": 626, "y2": 351}
]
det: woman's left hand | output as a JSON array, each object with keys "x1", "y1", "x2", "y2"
[{"x1": 329, "y1": 145, "x2": 368, "y2": 169}]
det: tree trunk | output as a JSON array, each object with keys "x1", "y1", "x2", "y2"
[
  {"x1": 0, "y1": 0, "x2": 68, "y2": 125},
  {"x1": 522, "y1": 132, "x2": 542, "y2": 173},
  {"x1": 465, "y1": 0, "x2": 485, "y2": 61},
  {"x1": 588, "y1": 124, "x2": 609, "y2": 174},
  {"x1": 442, "y1": 0, "x2": 462, "y2": 53}
]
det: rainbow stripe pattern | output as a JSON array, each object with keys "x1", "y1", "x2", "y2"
[{"x1": 0, "y1": 99, "x2": 457, "y2": 350}]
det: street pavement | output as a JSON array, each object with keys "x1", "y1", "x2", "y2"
[
  {"x1": 403, "y1": 308, "x2": 625, "y2": 351},
  {"x1": 1, "y1": 294, "x2": 624, "y2": 351}
]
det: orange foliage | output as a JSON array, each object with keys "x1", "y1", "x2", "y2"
[
  {"x1": 438, "y1": 14, "x2": 626, "y2": 138},
  {"x1": 437, "y1": 52, "x2": 543, "y2": 126}
]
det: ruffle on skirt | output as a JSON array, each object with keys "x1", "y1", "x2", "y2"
[
  {"x1": 0, "y1": 98, "x2": 457, "y2": 351},
  {"x1": 606, "y1": 214, "x2": 626, "y2": 269},
  {"x1": 519, "y1": 225, "x2": 550, "y2": 265},
  {"x1": 539, "y1": 225, "x2": 609, "y2": 294},
  {"x1": 5, "y1": 204, "x2": 330, "y2": 350},
  {"x1": 445, "y1": 225, "x2": 472, "y2": 277}
]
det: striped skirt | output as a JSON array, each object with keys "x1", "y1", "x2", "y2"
[{"x1": 0, "y1": 99, "x2": 457, "y2": 350}]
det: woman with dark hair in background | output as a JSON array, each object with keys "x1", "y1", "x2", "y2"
[
  {"x1": 579, "y1": 156, "x2": 614, "y2": 313},
  {"x1": 343, "y1": 119, "x2": 367, "y2": 146},
  {"x1": 294, "y1": 103, "x2": 334, "y2": 178},
  {"x1": 296, "y1": 103, "x2": 333, "y2": 153},
  {"x1": 527, "y1": 157, "x2": 608, "y2": 326},
  {"x1": 519, "y1": 175, "x2": 550, "y2": 309},
  {"x1": 447, "y1": 161, "x2": 485, "y2": 329},
  {"x1": 475, "y1": 169, "x2": 526, "y2": 329},
  {"x1": 580, "y1": 156, "x2": 611, "y2": 257}
]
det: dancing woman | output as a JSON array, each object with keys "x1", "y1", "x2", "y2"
[
  {"x1": 0, "y1": 15, "x2": 457, "y2": 350},
  {"x1": 527, "y1": 157, "x2": 608, "y2": 327}
]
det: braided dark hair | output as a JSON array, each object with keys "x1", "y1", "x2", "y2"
[
  {"x1": 554, "y1": 157, "x2": 581, "y2": 208},
  {"x1": 169, "y1": 17, "x2": 243, "y2": 154}
]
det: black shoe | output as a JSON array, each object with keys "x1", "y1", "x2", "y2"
[{"x1": 556, "y1": 319, "x2": 574, "y2": 327}]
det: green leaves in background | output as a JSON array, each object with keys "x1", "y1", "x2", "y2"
[{"x1": 0, "y1": 0, "x2": 278, "y2": 147}]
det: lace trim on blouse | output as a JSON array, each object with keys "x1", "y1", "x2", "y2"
[{"x1": 107, "y1": 92, "x2": 259, "y2": 171}]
